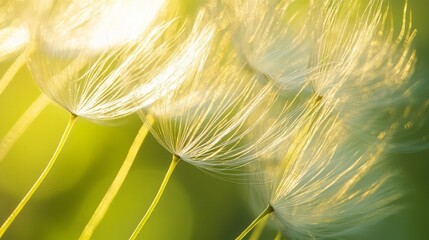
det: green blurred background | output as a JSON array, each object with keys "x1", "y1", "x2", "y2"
[{"x1": 0, "y1": 1, "x2": 428, "y2": 239}]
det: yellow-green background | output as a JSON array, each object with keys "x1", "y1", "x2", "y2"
[{"x1": 0, "y1": 1, "x2": 428, "y2": 239}]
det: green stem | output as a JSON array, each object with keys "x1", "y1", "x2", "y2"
[
  {"x1": 249, "y1": 209, "x2": 269, "y2": 240},
  {"x1": 235, "y1": 205, "x2": 274, "y2": 240},
  {"x1": 0, "y1": 94, "x2": 50, "y2": 162},
  {"x1": 129, "y1": 154, "x2": 180, "y2": 240},
  {"x1": 79, "y1": 115, "x2": 155, "y2": 240},
  {"x1": 0, "y1": 113, "x2": 77, "y2": 237},
  {"x1": 0, "y1": 46, "x2": 32, "y2": 96},
  {"x1": 274, "y1": 231, "x2": 282, "y2": 240},
  {"x1": 0, "y1": 53, "x2": 88, "y2": 162}
]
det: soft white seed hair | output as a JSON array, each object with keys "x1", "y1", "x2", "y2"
[
  {"x1": 308, "y1": 0, "x2": 417, "y2": 146},
  {"x1": 142, "y1": 31, "x2": 303, "y2": 177},
  {"x1": 252, "y1": 97, "x2": 401, "y2": 239},
  {"x1": 28, "y1": 3, "x2": 214, "y2": 121},
  {"x1": 225, "y1": 0, "x2": 315, "y2": 93}
]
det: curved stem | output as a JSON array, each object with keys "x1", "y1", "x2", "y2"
[
  {"x1": 0, "y1": 46, "x2": 32, "y2": 96},
  {"x1": 0, "y1": 94, "x2": 50, "y2": 162},
  {"x1": 235, "y1": 205, "x2": 274, "y2": 240},
  {"x1": 0, "y1": 113, "x2": 77, "y2": 237},
  {"x1": 249, "y1": 209, "x2": 269, "y2": 240},
  {"x1": 129, "y1": 154, "x2": 180, "y2": 240},
  {"x1": 79, "y1": 115, "x2": 155, "y2": 240}
]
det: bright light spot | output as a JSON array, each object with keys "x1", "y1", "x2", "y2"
[
  {"x1": 90, "y1": 0, "x2": 166, "y2": 51},
  {"x1": 42, "y1": 0, "x2": 166, "y2": 55},
  {"x1": 0, "y1": 25, "x2": 30, "y2": 61}
]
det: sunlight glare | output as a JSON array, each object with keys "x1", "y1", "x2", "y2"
[{"x1": 0, "y1": 25, "x2": 30, "y2": 60}]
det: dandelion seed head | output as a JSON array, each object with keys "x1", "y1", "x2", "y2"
[
  {"x1": 251, "y1": 102, "x2": 402, "y2": 239},
  {"x1": 242, "y1": 2, "x2": 417, "y2": 236},
  {"x1": 143, "y1": 34, "x2": 293, "y2": 177},
  {"x1": 29, "y1": 3, "x2": 214, "y2": 121}
]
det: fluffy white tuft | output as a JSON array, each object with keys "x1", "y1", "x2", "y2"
[
  {"x1": 252, "y1": 98, "x2": 402, "y2": 239},
  {"x1": 28, "y1": 3, "x2": 214, "y2": 121}
]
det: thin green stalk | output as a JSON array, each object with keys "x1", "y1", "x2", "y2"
[
  {"x1": 0, "y1": 56, "x2": 88, "y2": 162},
  {"x1": 249, "y1": 209, "x2": 269, "y2": 240},
  {"x1": 274, "y1": 231, "x2": 282, "y2": 240},
  {"x1": 0, "y1": 113, "x2": 77, "y2": 237},
  {"x1": 129, "y1": 154, "x2": 181, "y2": 240},
  {"x1": 235, "y1": 205, "x2": 274, "y2": 240},
  {"x1": 0, "y1": 94, "x2": 50, "y2": 162},
  {"x1": 0, "y1": 46, "x2": 33, "y2": 96},
  {"x1": 80, "y1": 115, "x2": 155, "y2": 240}
]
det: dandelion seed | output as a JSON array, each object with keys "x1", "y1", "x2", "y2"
[
  {"x1": 29, "y1": 0, "x2": 181, "y2": 120},
  {"x1": 0, "y1": 1, "x2": 212, "y2": 236},
  {"x1": 1, "y1": 0, "x2": 161, "y2": 162},
  {"x1": 234, "y1": 0, "x2": 421, "y2": 239},
  {"x1": 80, "y1": 12, "x2": 215, "y2": 239},
  {"x1": 129, "y1": 23, "x2": 311, "y2": 237},
  {"x1": 237, "y1": 99, "x2": 402, "y2": 239},
  {"x1": 144, "y1": 50, "x2": 278, "y2": 176},
  {"x1": 0, "y1": 0, "x2": 171, "y2": 161}
]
